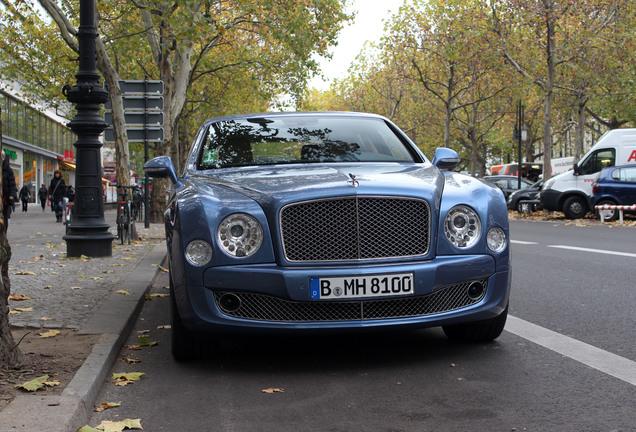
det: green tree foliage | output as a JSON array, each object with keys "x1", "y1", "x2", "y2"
[{"x1": 305, "y1": 0, "x2": 636, "y2": 177}]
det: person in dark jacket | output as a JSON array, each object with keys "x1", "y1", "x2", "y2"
[
  {"x1": 38, "y1": 183, "x2": 48, "y2": 212},
  {"x1": 2, "y1": 151, "x2": 18, "y2": 229},
  {"x1": 19, "y1": 184, "x2": 31, "y2": 212},
  {"x1": 48, "y1": 169, "x2": 66, "y2": 222}
]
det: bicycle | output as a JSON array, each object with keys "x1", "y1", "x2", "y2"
[
  {"x1": 116, "y1": 186, "x2": 137, "y2": 245},
  {"x1": 64, "y1": 202, "x2": 73, "y2": 235}
]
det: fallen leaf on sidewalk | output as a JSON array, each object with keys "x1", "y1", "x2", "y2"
[
  {"x1": 39, "y1": 329, "x2": 61, "y2": 338},
  {"x1": 157, "y1": 325, "x2": 171, "y2": 329},
  {"x1": 95, "y1": 401, "x2": 122, "y2": 412},
  {"x1": 262, "y1": 388, "x2": 284, "y2": 394},
  {"x1": 79, "y1": 426, "x2": 101, "y2": 432},
  {"x1": 112, "y1": 263, "x2": 125, "y2": 266},
  {"x1": 121, "y1": 356, "x2": 141, "y2": 364},
  {"x1": 14, "y1": 271, "x2": 36, "y2": 275},
  {"x1": 70, "y1": 286, "x2": 82, "y2": 290},
  {"x1": 124, "y1": 344, "x2": 142, "y2": 350},
  {"x1": 16, "y1": 375, "x2": 60, "y2": 392},
  {"x1": 14, "y1": 307, "x2": 34, "y2": 312},
  {"x1": 116, "y1": 290, "x2": 131, "y2": 295},
  {"x1": 112, "y1": 372, "x2": 144, "y2": 387},
  {"x1": 148, "y1": 293, "x2": 169, "y2": 298},
  {"x1": 137, "y1": 336, "x2": 158, "y2": 347},
  {"x1": 8, "y1": 293, "x2": 31, "y2": 301},
  {"x1": 96, "y1": 419, "x2": 143, "y2": 432}
]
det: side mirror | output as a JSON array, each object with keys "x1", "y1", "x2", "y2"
[
  {"x1": 572, "y1": 163, "x2": 580, "y2": 176},
  {"x1": 432, "y1": 148, "x2": 460, "y2": 170},
  {"x1": 144, "y1": 156, "x2": 181, "y2": 186}
]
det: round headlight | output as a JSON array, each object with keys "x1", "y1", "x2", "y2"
[
  {"x1": 185, "y1": 240, "x2": 213, "y2": 266},
  {"x1": 444, "y1": 205, "x2": 481, "y2": 249},
  {"x1": 487, "y1": 227, "x2": 507, "y2": 253},
  {"x1": 217, "y1": 213, "x2": 263, "y2": 258}
]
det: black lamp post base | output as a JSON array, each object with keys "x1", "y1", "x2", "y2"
[{"x1": 64, "y1": 232, "x2": 116, "y2": 257}]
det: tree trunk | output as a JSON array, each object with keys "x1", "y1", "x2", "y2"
[
  {"x1": 574, "y1": 92, "x2": 587, "y2": 163},
  {"x1": 0, "y1": 110, "x2": 23, "y2": 368}
]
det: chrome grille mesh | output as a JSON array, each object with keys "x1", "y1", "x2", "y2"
[
  {"x1": 214, "y1": 279, "x2": 487, "y2": 322},
  {"x1": 280, "y1": 197, "x2": 430, "y2": 262}
]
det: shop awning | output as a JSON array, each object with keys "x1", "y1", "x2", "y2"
[{"x1": 59, "y1": 161, "x2": 76, "y2": 170}]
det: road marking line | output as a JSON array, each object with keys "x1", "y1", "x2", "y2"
[
  {"x1": 506, "y1": 315, "x2": 636, "y2": 386},
  {"x1": 548, "y1": 245, "x2": 636, "y2": 258},
  {"x1": 510, "y1": 240, "x2": 539, "y2": 245}
]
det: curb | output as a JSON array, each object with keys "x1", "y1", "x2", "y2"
[{"x1": 0, "y1": 241, "x2": 167, "y2": 432}]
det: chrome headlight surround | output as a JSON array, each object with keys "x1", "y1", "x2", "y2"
[
  {"x1": 217, "y1": 213, "x2": 264, "y2": 258},
  {"x1": 486, "y1": 227, "x2": 507, "y2": 253},
  {"x1": 444, "y1": 205, "x2": 481, "y2": 249},
  {"x1": 185, "y1": 240, "x2": 213, "y2": 266}
]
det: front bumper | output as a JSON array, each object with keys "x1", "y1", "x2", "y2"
[{"x1": 173, "y1": 254, "x2": 511, "y2": 333}]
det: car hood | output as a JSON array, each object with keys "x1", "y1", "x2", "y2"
[{"x1": 187, "y1": 163, "x2": 444, "y2": 207}]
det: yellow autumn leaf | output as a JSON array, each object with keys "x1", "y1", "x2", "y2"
[
  {"x1": 70, "y1": 286, "x2": 82, "y2": 290},
  {"x1": 96, "y1": 419, "x2": 142, "y2": 432},
  {"x1": 14, "y1": 271, "x2": 36, "y2": 275},
  {"x1": 8, "y1": 293, "x2": 31, "y2": 301},
  {"x1": 149, "y1": 293, "x2": 169, "y2": 298},
  {"x1": 78, "y1": 426, "x2": 102, "y2": 432},
  {"x1": 116, "y1": 290, "x2": 131, "y2": 295},
  {"x1": 95, "y1": 401, "x2": 122, "y2": 412},
  {"x1": 112, "y1": 372, "x2": 144, "y2": 386},
  {"x1": 262, "y1": 388, "x2": 284, "y2": 394},
  {"x1": 14, "y1": 307, "x2": 34, "y2": 312},
  {"x1": 39, "y1": 329, "x2": 60, "y2": 338},
  {"x1": 16, "y1": 375, "x2": 59, "y2": 392}
]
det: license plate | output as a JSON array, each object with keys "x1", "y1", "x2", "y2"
[{"x1": 310, "y1": 273, "x2": 414, "y2": 300}]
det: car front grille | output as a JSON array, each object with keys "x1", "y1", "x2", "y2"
[
  {"x1": 213, "y1": 279, "x2": 487, "y2": 322},
  {"x1": 280, "y1": 197, "x2": 430, "y2": 262}
]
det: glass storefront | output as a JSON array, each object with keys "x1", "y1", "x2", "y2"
[{"x1": 1, "y1": 89, "x2": 76, "y2": 198}]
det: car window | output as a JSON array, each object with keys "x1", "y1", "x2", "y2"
[
  {"x1": 578, "y1": 148, "x2": 616, "y2": 175},
  {"x1": 614, "y1": 167, "x2": 636, "y2": 182},
  {"x1": 196, "y1": 117, "x2": 417, "y2": 169}
]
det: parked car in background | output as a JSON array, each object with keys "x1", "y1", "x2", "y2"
[
  {"x1": 508, "y1": 180, "x2": 543, "y2": 213},
  {"x1": 591, "y1": 164, "x2": 636, "y2": 221},
  {"x1": 144, "y1": 111, "x2": 511, "y2": 361},
  {"x1": 483, "y1": 175, "x2": 533, "y2": 200}
]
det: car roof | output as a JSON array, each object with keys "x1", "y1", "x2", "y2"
[{"x1": 202, "y1": 111, "x2": 389, "y2": 125}]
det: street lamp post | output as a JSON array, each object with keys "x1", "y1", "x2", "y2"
[
  {"x1": 514, "y1": 101, "x2": 527, "y2": 190},
  {"x1": 62, "y1": 0, "x2": 115, "y2": 257}
]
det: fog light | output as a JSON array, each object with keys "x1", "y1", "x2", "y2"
[
  {"x1": 219, "y1": 294, "x2": 241, "y2": 312},
  {"x1": 487, "y1": 227, "x2": 507, "y2": 253},
  {"x1": 467, "y1": 281, "x2": 485, "y2": 300}
]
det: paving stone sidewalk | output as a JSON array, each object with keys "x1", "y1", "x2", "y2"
[{"x1": 6, "y1": 207, "x2": 165, "y2": 330}]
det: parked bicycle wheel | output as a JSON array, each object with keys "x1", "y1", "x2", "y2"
[{"x1": 121, "y1": 205, "x2": 131, "y2": 245}]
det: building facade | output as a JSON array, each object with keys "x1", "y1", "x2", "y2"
[{"x1": 0, "y1": 89, "x2": 76, "y2": 201}]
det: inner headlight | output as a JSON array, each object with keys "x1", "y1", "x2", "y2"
[
  {"x1": 444, "y1": 205, "x2": 481, "y2": 249},
  {"x1": 217, "y1": 213, "x2": 263, "y2": 258}
]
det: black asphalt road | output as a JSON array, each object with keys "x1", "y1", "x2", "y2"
[{"x1": 88, "y1": 220, "x2": 636, "y2": 432}]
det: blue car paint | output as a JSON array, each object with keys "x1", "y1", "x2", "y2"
[{"x1": 147, "y1": 112, "x2": 511, "y2": 335}]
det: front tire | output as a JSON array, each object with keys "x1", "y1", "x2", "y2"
[
  {"x1": 170, "y1": 275, "x2": 201, "y2": 361},
  {"x1": 442, "y1": 305, "x2": 508, "y2": 343},
  {"x1": 562, "y1": 196, "x2": 587, "y2": 219}
]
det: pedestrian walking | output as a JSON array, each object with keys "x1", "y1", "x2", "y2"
[
  {"x1": 19, "y1": 184, "x2": 31, "y2": 212},
  {"x1": 1, "y1": 151, "x2": 18, "y2": 229},
  {"x1": 38, "y1": 183, "x2": 47, "y2": 212},
  {"x1": 48, "y1": 169, "x2": 66, "y2": 223}
]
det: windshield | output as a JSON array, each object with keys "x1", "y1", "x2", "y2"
[{"x1": 196, "y1": 116, "x2": 418, "y2": 169}]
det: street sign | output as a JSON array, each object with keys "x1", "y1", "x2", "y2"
[
  {"x1": 104, "y1": 127, "x2": 164, "y2": 143},
  {"x1": 105, "y1": 111, "x2": 164, "y2": 127},
  {"x1": 104, "y1": 96, "x2": 163, "y2": 111},
  {"x1": 118, "y1": 80, "x2": 164, "y2": 95}
]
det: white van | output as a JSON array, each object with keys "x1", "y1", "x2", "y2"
[{"x1": 540, "y1": 129, "x2": 636, "y2": 218}]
